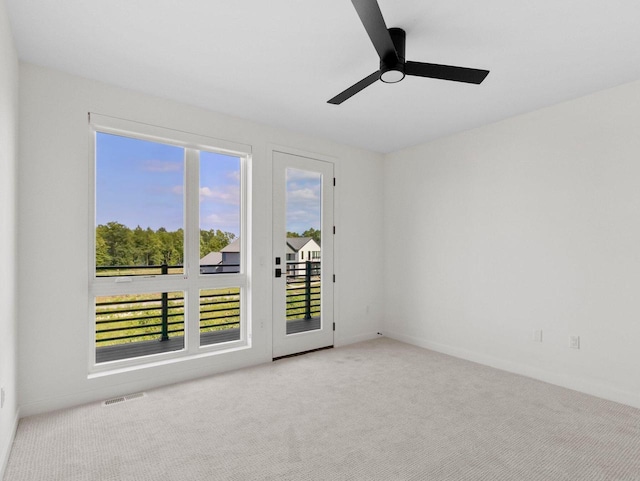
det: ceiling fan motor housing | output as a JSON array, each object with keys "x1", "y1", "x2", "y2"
[{"x1": 380, "y1": 27, "x2": 406, "y2": 83}]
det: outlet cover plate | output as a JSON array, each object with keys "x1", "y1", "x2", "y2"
[{"x1": 569, "y1": 335, "x2": 580, "y2": 349}]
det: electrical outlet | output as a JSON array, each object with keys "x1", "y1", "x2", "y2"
[
  {"x1": 1, "y1": 386, "x2": 5, "y2": 409},
  {"x1": 569, "y1": 336, "x2": 580, "y2": 349},
  {"x1": 533, "y1": 329, "x2": 543, "y2": 342}
]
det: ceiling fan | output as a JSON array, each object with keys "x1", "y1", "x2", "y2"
[{"x1": 328, "y1": 0, "x2": 490, "y2": 104}]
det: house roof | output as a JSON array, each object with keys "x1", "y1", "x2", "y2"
[
  {"x1": 199, "y1": 252, "x2": 222, "y2": 266},
  {"x1": 220, "y1": 238, "x2": 240, "y2": 253},
  {"x1": 286, "y1": 237, "x2": 319, "y2": 252}
]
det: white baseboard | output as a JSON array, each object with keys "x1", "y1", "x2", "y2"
[
  {"x1": 0, "y1": 408, "x2": 20, "y2": 480},
  {"x1": 383, "y1": 330, "x2": 640, "y2": 410},
  {"x1": 335, "y1": 331, "x2": 382, "y2": 348}
]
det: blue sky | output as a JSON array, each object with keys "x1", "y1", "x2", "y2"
[
  {"x1": 96, "y1": 132, "x2": 322, "y2": 236},
  {"x1": 286, "y1": 168, "x2": 321, "y2": 235},
  {"x1": 96, "y1": 132, "x2": 240, "y2": 234},
  {"x1": 200, "y1": 150, "x2": 241, "y2": 234}
]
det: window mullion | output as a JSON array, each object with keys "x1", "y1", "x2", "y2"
[{"x1": 185, "y1": 148, "x2": 201, "y2": 354}]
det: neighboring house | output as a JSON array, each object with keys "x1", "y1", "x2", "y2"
[
  {"x1": 200, "y1": 237, "x2": 318, "y2": 276},
  {"x1": 219, "y1": 238, "x2": 240, "y2": 273},
  {"x1": 199, "y1": 238, "x2": 240, "y2": 274},
  {"x1": 199, "y1": 252, "x2": 222, "y2": 274},
  {"x1": 286, "y1": 237, "x2": 321, "y2": 263},
  {"x1": 286, "y1": 237, "x2": 321, "y2": 275}
]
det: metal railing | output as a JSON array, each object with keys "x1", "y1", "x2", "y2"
[
  {"x1": 96, "y1": 262, "x2": 241, "y2": 276},
  {"x1": 285, "y1": 261, "x2": 321, "y2": 320},
  {"x1": 200, "y1": 290, "x2": 241, "y2": 333},
  {"x1": 94, "y1": 261, "x2": 321, "y2": 350},
  {"x1": 96, "y1": 264, "x2": 184, "y2": 277},
  {"x1": 95, "y1": 294, "x2": 185, "y2": 345},
  {"x1": 95, "y1": 287, "x2": 241, "y2": 347}
]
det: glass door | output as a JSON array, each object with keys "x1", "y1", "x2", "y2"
[{"x1": 272, "y1": 151, "x2": 334, "y2": 358}]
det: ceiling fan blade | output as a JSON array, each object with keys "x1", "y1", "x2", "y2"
[
  {"x1": 405, "y1": 61, "x2": 489, "y2": 84},
  {"x1": 351, "y1": 0, "x2": 398, "y2": 64},
  {"x1": 327, "y1": 71, "x2": 380, "y2": 105}
]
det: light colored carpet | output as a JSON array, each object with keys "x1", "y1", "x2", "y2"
[{"x1": 4, "y1": 338, "x2": 640, "y2": 480}]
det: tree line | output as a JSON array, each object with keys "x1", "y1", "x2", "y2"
[
  {"x1": 97, "y1": 222, "x2": 320, "y2": 267},
  {"x1": 96, "y1": 222, "x2": 236, "y2": 267},
  {"x1": 286, "y1": 227, "x2": 321, "y2": 244}
]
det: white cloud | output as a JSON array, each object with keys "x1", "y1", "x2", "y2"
[
  {"x1": 287, "y1": 207, "x2": 321, "y2": 233},
  {"x1": 285, "y1": 178, "x2": 321, "y2": 233},
  {"x1": 287, "y1": 209, "x2": 314, "y2": 222},
  {"x1": 287, "y1": 188, "x2": 318, "y2": 201},
  {"x1": 200, "y1": 185, "x2": 240, "y2": 205},
  {"x1": 202, "y1": 211, "x2": 240, "y2": 234}
]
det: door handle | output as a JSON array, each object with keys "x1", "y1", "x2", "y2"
[{"x1": 275, "y1": 268, "x2": 282, "y2": 278}]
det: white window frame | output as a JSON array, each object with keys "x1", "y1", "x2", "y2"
[{"x1": 88, "y1": 113, "x2": 252, "y2": 374}]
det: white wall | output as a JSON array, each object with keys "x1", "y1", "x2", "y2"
[
  {"x1": 384, "y1": 79, "x2": 640, "y2": 408},
  {"x1": 18, "y1": 63, "x2": 384, "y2": 416},
  {"x1": 0, "y1": 0, "x2": 19, "y2": 475}
]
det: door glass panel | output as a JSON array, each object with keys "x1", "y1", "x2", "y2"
[{"x1": 285, "y1": 168, "x2": 322, "y2": 335}]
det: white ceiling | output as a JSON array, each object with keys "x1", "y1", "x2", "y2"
[{"x1": 6, "y1": 0, "x2": 640, "y2": 153}]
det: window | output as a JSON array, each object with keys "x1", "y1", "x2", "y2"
[
  {"x1": 200, "y1": 151, "x2": 241, "y2": 274},
  {"x1": 89, "y1": 114, "x2": 250, "y2": 370},
  {"x1": 95, "y1": 133, "x2": 185, "y2": 276}
]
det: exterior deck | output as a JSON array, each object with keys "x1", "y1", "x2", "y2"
[{"x1": 96, "y1": 317, "x2": 321, "y2": 363}]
